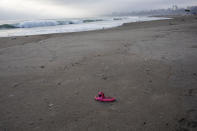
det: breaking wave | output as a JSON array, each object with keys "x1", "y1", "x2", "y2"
[
  {"x1": 0, "y1": 24, "x2": 17, "y2": 29},
  {"x1": 0, "y1": 18, "x2": 108, "y2": 29}
]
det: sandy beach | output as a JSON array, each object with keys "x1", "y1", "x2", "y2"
[{"x1": 0, "y1": 15, "x2": 197, "y2": 131}]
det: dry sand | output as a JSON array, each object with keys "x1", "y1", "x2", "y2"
[{"x1": 0, "y1": 15, "x2": 197, "y2": 131}]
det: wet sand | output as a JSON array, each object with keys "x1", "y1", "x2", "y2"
[{"x1": 0, "y1": 15, "x2": 197, "y2": 131}]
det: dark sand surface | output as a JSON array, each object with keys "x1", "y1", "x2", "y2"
[{"x1": 0, "y1": 15, "x2": 197, "y2": 131}]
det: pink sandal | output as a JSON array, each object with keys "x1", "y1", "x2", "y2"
[{"x1": 95, "y1": 92, "x2": 115, "y2": 102}]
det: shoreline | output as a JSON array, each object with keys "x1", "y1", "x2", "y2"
[
  {"x1": 0, "y1": 16, "x2": 173, "y2": 38},
  {"x1": 0, "y1": 15, "x2": 191, "y2": 39},
  {"x1": 0, "y1": 15, "x2": 195, "y2": 48},
  {"x1": 0, "y1": 16, "x2": 169, "y2": 38},
  {"x1": 0, "y1": 16, "x2": 176, "y2": 49}
]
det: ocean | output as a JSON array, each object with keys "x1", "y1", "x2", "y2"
[{"x1": 0, "y1": 16, "x2": 169, "y2": 37}]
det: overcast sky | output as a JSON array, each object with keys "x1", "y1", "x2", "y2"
[{"x1": 0, "y1": 0, "x2": 197, "y2": 20}]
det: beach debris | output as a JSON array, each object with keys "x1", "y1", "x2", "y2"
[
  {"x1": 40, "y1": 65, "x2": 45, "y2": 69},
  {"x1": 48, "y1": 103, "x2": 54, "y2": 107},
  {"x1": 57, "y1": 82, "x2": 61, "y2": 85},
  {"x1": 95, "y1": 92, "x2": 115, "y2": 102},
  {"x1": 13, "y1": 83, "x2": 20, "y2": 88},
  {"x1": 102, "y1": 76, "x2": 108, "y2": 80}
]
